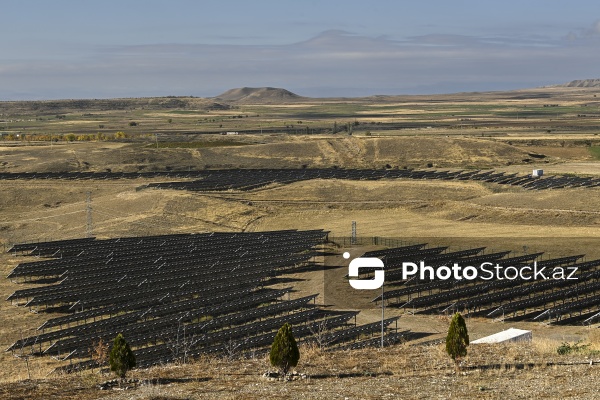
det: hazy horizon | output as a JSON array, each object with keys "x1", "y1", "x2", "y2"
[
  {"x1": 0, "y1": 79, "x2": 591, "y2": 103},
  {"x1": 3, "y1": 1, "x2": 600, "y2": 100}
]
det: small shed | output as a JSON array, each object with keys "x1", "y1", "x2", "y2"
[
  {"x1": 471, "y1": 328, "x2": 532, "y2": 344},
  {"x1": 532, "y1": 169, "x2": 544, "y2": 177}
]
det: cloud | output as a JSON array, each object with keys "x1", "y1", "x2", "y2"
[
  {"x1": 586, "y1": 20, "x2": 600, "y2": 36},
  {"x1": 565, "y1": 19, "x2": 600, "y2": 41}
]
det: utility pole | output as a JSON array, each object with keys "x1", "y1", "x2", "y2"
[
  {"x1": 86, "y1": 192, "x2": 93, "y2": 238},
  {"x1": 381, "y1": 255, "x2": 385, "y2": 348}
]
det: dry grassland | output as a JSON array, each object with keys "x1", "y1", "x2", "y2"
[
  {"x1": 2, "y1": 88, "x2": 600, "y2": 398},
  {"x1": 0, "y1": 135, "x2": 536, "y2": 172}
]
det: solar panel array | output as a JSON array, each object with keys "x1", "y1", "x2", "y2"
[
  {"x1": 143, "y1": 169, "x2": 600, "y2": 192},
  {"x1": 1, "y1": 168, "x2": 599, "y2": 191},
  {"x1": 363, "y1": 243, "x2": 600, "y2": 325},
  {"x1": 5, "y1": 230, "x2": 403, "y2": 373}
]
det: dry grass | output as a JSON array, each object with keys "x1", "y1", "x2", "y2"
[{"x1": 1, "y1": 342, "x2": 599, "y2": 399}]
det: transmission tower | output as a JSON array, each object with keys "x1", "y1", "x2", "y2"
[{"x1": 86, "y1": 191, "x2": 94, "y2": 238}]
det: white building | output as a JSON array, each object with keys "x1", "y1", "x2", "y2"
[{"x1": 471, "y1": 328, "x2": 532, "y2": 344}]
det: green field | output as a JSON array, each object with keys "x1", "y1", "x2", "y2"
[{"x1": 587, "y1": 146, "x2": 600, "y2": 160}]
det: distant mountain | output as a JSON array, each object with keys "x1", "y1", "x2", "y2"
[
  {"x1": 214, "y1": 87, "x2": 302, "y2": 103},
  {"x1": 553, "y1": 79, "x2": 600, "y2": 88},
  {"x1": 0, "y1": 97, "x2": 231, "y2": 115}
]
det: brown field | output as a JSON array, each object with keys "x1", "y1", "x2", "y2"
[{"x1": 1, "y1": 87, "x2": 600, "y2": 398}]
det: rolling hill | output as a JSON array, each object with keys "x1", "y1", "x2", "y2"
[{"x1": 214, "y1": 87, "x2": 303, "y2": 103}]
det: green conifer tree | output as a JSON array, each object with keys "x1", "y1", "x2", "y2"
[
  {"x1": 446, "y1": 312, "x2": 469, "y2": 367},
  {"x1": 109, "y1": 333, "x2": 136, "y2": 379},
  {"x1": 269, "y1": 323, "x2": 300, "y2": 375}
]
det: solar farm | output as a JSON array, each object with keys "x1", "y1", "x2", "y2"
[
  {"x1": 3, "y1": 165, "x2": 600, "y2": 379},
  {"x1": 4, "y1": 230, "x2": 406, "y2": 372},
  {"x1": 4, "y1": 229, "x2": 600, "y2": 374}
]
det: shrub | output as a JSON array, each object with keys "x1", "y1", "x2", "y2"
[
  {"x1": 557, "y1": 341, "x2": 591, "y2": 355},
  {"x1": 109, "y1": 333, "x2": 136, "y2": 379},
  {"x1": 269, "y1": 323, "x2": 300, "y2": 375},
  {"x1": 446, "y1": 312, "x2": 469, "y2": 366},
  {"x1": 89, "y1": 338, "x2": 110, "y2": 368}
]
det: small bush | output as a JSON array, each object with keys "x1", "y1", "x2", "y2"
[
  {"x1": 557, "y1": 341, "x2": 591, "y2": 355},
  {"x1": 89, "y1": 338, "x2": 110, "y2": 368}
]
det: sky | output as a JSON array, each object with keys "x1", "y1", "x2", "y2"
[{"x1": 2, "y1": 0, "x2": 600, "y2": 100}]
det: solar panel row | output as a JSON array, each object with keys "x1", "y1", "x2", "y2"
[{"x1": 2, "y1": 169, "x2": 599, "y2": 195}]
